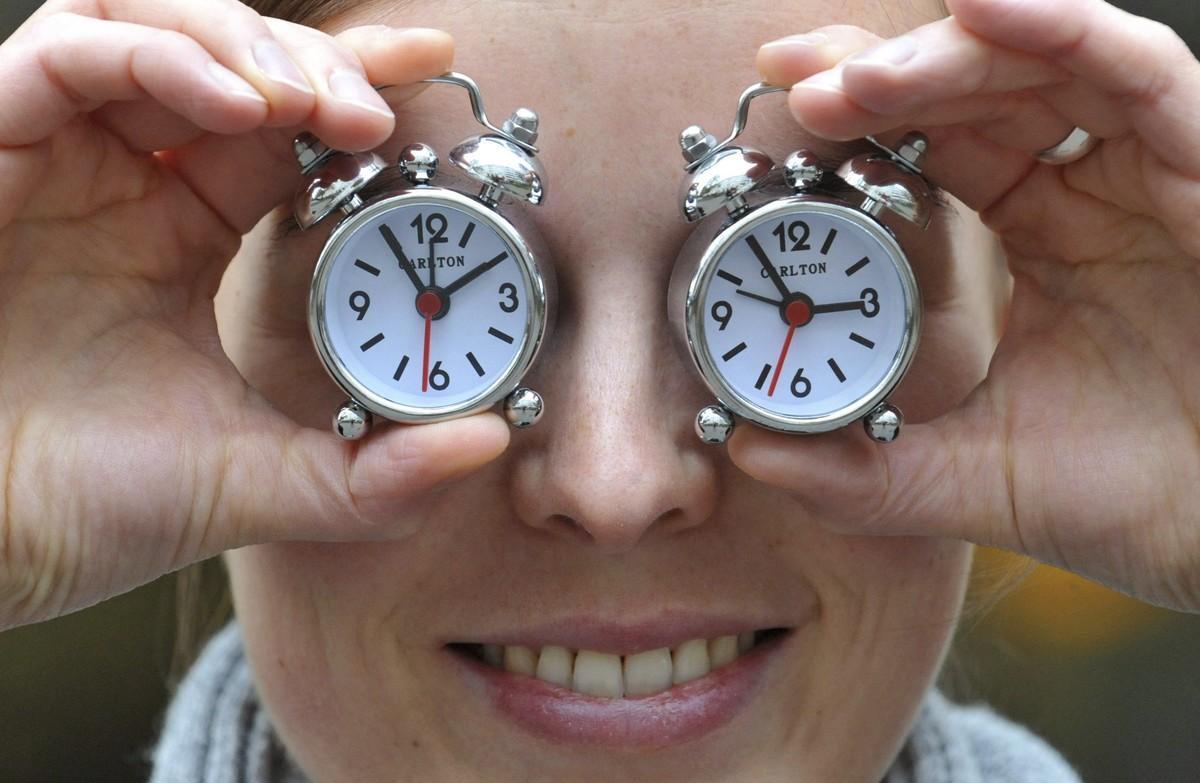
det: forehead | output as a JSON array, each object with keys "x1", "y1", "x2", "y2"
[{"x1": 313, "y1": 0, "x2": 942, "y2": 259}]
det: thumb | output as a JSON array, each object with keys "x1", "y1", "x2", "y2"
[
  {"x1": 212, "y1": 410, "x2": 510, "y2": 547},
  {"x1": 726, "y1": 403, "x2": 1017, "y2": 548}
]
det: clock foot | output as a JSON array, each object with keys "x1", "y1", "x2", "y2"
[
  {"x1": 864, "y1": 403, "x2": 903, "y2": 443},
  {"x1": 503, "y1": 387, "x2": 544, "y2": 428},
  {"x1": 334, "y1": 400, "x2": 372, "y2": 440},
  {"x1": 695, "y1": 404, "x2": 735, "y2": 445}
]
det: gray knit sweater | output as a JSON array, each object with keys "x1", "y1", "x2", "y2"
[{"x1": 150, "y1": 623, "x2": 1081, "y2": 783}]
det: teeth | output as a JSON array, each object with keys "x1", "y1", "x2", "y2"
[
  {"x1": 535, "y1": 645, "x2": 573, "y2": 688},
  {"x1": 503, "y1": 645, "x2": 537, "y2": 676},
  {"x1": 708, "y1": 635, "x2": 738, "y2": 668},
  {"x1": 573, "y1": 650, "x2": 624, "y2": 698},
  {"x1": 481, "y1": 630, "x2": 774, "y2": 699},
  {"x1": 672, "y1": 638, "x2": 711, "y2": 685},
  {"x1": 623, "y1": 648, "x2": 674, "y2": 697}
]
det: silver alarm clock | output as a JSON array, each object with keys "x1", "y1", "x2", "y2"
[
  {"x1": 292, "y1": 73, "x2": 554, "y2": 440},
  {"x1": 668, "y1": 83, "x2": 935, "y2": 445}
]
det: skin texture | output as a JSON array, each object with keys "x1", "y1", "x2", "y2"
[{"x1": 220, "y1": 1, "x2": 984, "y2": 781}]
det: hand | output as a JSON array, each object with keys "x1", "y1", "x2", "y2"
[
  {"x1": 0, "y1": 0, "x2": 510, "y2": 631},
  {"x1": 381, "y1": 223, "x2": 426, "y2": 292},
  {"x1": 734, "y1": 0, "x2": 1200, "y2": 611}
]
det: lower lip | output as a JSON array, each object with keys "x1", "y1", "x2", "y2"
[{"x1": 449, "y1": 635, "x2": 785, "y2": 748}]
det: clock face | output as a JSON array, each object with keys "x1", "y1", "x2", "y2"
[
  {"x1": 692, "y1": 200, "x2": 918, "y2": 431},
  {"x1": 311, "y1": 192, "x2": 541, "y2": 420}
]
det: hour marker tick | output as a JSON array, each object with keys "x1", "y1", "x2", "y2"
[
  {"x1": 360, "y1": 332, "x2": 385, "y2": 352},
  {"x1": 755, "y1": 363, "x2": 772, "y2": 391},
  {"x1": 722, "y1": 342, "x2": 748, "y2": 362},
  {"x1": 828, "y1": 357, "x2": 846, "y2": 383},
  {"x1": 458, "y1": 222, "x2": 476, "y2": 248},
  {"x1": 467, "y1": 351, "x2": 485, "y2": 376},
  {"x1": 354, "y1": 259, "x2": 381, "y2": 276},
  {"x1": 845, "y1": 256, "x2": 870, "y2": 277},
  {"x1": 393, "y1": 355, "x2": 410, "y2": 380},
  {"x1": 717, "y1": 270, "x2": 744, "y2": 287},
  {"x1": 820, "y1": 229, "x2": 838, "y2": 256},
  {"x1": 849, "y1": 332, "x2": 875, "y2": 349},
  {"x1": 488, "y1": 327, "x2": 514, "y2": 344}
]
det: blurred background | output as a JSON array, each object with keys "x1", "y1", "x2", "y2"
[{"x1": 2, "y1": 1, "x2": 1200, "y2": 781}]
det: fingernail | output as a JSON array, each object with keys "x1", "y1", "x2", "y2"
[
  {"x1": 377, "y1": 82, "x2": 431, "y2": 107},
  {"x1": 761, "y1": 32, "x2": 829, "y2": 48},
  {"x1": 252, "y1": 39, "x2": 315, "y2": 94},
  {"x1": 329, "y1": 68, "x2": 393, "y2": 117},
  {"x1": 847, "y1": 36, "x2": 918, "y2": 67},
  {"x1": 206, "y1": 61, "x2": 268, "y2": 103},
  {"x1": 794, "y1": 68, "x2": 846, "y2": 94}
]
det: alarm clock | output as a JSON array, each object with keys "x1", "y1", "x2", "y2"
[
  {"x1": 292, "y1": 73, "x2": 553, "y2": 440},
  {"x1": 668, "y1": 83, "x2": 934, "y2": 445}
]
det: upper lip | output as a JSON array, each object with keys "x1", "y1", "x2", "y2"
[{"x1": 444, "y1": 598, "x2": 819, "y2": 656}]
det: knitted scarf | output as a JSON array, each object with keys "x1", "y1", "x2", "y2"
[{"x1": 150, "y1": 624, "x2": 1080, "y2": 783}]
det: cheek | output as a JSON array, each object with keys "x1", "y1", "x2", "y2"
[{"x1": 774, "y1": 526, "x2": 971, "y2": 777}]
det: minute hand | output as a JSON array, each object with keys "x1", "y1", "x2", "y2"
[
  {"x1": 442, "y1": 251, "x2": 510, "y2": 297},
  {"x1": 746, "y1": 235, "x2": 790, "y2": 298},
  {"x1": 379, "y1": 224, "x2": 424, "y2": 292}
]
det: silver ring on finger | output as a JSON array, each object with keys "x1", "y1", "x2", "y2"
[{"x1": 1034, "y1": 126, "x2": 1099, "y2": 166}]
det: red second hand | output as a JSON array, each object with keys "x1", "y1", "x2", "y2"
[
  {"x1": 767, "y1": 299, "x2": 812, "y2": 397},
  {"x1": 421, "y1": 312, "x2": 432, "y2": 392},
  {"x1": 767, "y1": 324, "x2": 796, "y2": 397},
  {"x1": 416, "y1": 291, "x2": 441, "y2": 393}
]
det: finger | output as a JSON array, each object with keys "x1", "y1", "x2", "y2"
[
  {"x1": 71, "y1": 0, "x2": 318, "y2": 126},
  {"x1": 755, "y1": 25, "x2": 885, "y2": 85},
  {"x1": 0, "y1": 13, "x2": 270, "y2": 148},
  {"x1": 948, "y1": 0, "x2": 1200, "y2": 177},
  {"x1": 217, "y1": 410, "x2": 511, "y2": 547},
  {"x1": 831, "y1": 16, "x2": 1132, "y2": 145},
  {"x1": 91, "y1": 99, "x2": 209, "y2": 152},
  {"x1": 163, "y1": 26, "x2": 453, "y2": 235},
  {"x1": 756, "y1": 24, "x2": 1064, "y2": 211},
  {"x1": 265, "y1": 19, "x2": 404, "y2": 151},
  {"x1": 726, "y1": 400, "x2": 1016, "y2": 552}
]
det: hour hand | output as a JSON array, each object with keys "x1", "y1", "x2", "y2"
[
  {"x1": 380, "y1": 224, "x2": 424, "y2": 292},
  {"x1": 811, "y1": 300, "x2": 866, "y2": 315},
  {"x1": 735, "y1": 289, "x2": 782, "y2": 307}
]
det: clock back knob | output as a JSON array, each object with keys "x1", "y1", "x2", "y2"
[
  {"x1": 449, "y1": 108, "x2": 546, "y2": 208},
  {"x1": 836, "y1": 132, "x2": 934, "y2": 229},
  {"x1": 293, "y1": 133, "x2": 387, "y2": 230}
]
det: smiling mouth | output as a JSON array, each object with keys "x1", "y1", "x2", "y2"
[{"x1": 447, "y1": 627, "x2": 790, "y2": 700}]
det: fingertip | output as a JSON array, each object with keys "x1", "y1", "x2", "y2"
[
  {"x1": 199, "y1": 61, "x2": 272, "y2": 133},
  {"x1": 725, "y1": 425, "x2": 793, "y2": 483},
  {"x1": 342, "y1": 26, "x2": 456, "y2": 86},
  {"x1": 354, "y1": 412, "x2": 511, "y2": 499},
  {"x1": 756, "y1": 33, "x2": 831, "y2": 85}
]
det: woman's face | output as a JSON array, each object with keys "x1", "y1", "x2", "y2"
[{"x1": 219, "y1": 0, "x2": 1001, "y2": 780}]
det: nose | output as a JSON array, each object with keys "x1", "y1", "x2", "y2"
[{"x1": 509, "y1": 285, "x2": 718, "y2": 553}]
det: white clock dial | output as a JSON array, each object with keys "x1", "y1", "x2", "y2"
[
  {"x1": 694, "y1": 200, "x2": 918, "y2": 430},
  {"x1": 311, "y1": 192, "x2": 540, "y2": 420}
]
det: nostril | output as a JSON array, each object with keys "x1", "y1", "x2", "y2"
[{"x1": 544, "y1": 514, "x2": 591, "y2": 541}]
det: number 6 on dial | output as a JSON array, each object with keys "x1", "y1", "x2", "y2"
[{"x1": 292, "y1": 73, "x2": 555, "y2": 440}]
